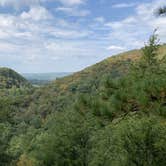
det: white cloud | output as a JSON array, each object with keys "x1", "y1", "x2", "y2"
[
  {"x1": 104, "y1": 0, "x2": 166, "y2": 52},
  {"x1": 56, "y1": 7, "x2": 90, "y2": 16},
  {"x1": 112, "y1": 3, "x2": 137, "y2": 8},
  {"x1": 56, "y1": 0, "x2": 85, "y2": 6},
  {"x1": 0, "y1": 0, "x2": 40, "y2": 9},
  {"x1": 48, "y1": 27, "x2": 92, "y2": 38},
  {"x1": 105, "y1": 17, "x2": 137, "y2": 29},
  {"x1": 0, "y1": 3, "x2": 99, "y2": 72},
  {"x1": 94, "y1": 17, "x2": 105, "y2": 23},
  {"x1": 21, "y1": 6, "x2": 53, "y2": 21},
  {"x1": 0, "y1": 0, "x2": 86, "y2": 9},
  {"x1": 107, "y1": 45, "x2": 126, "y2": 51}
]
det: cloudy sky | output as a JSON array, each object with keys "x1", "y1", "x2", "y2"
[{"x1": 0, "y1": 0, "x2": 166, "y2": 73}]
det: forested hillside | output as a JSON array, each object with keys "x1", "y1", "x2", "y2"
[
  {"x1": 0, "y1": 34, "x2": 166, "y2": 166},
  {"x1": 0, "y1": 68, "x2": 30, "y2": 89}
]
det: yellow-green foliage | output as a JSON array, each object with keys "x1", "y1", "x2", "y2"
[{"x1": 17, "y1": 154, "x2": 38, "y2": 166}]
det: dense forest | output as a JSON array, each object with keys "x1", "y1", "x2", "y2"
[
  {"x1": 0, "y1": 33, "x2": 166, "y2": 166},
  {"x1": 0, "y1": 68, "x2": 30, "y2": 89}
]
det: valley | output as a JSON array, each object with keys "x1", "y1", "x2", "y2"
[{"x1": 22, "y1": 72, "x2": 72, "y2": 85}]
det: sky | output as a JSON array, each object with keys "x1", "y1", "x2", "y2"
[{"x1": 0, "y1": 0, "x2": 166, "y2": 73}]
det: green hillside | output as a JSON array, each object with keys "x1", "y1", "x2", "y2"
[
  {"x1": 0, "y1": 67, "x2": 30, "y2": 89},
  {"x1": 0, "y1": 35, "x2": 166, "y2": 166},
  {"x1": 30, "y1": 44, "x2": 166, "y2": 115},
  {"x1": 48, "y1": 44, "x2": 166, "y2": 94}
]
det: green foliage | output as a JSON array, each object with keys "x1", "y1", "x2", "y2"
[
  {"x1": 157, "y1": 6, "x2": 166, "y2": 16},
  {"x1": 25, "y1": 110, "x2": 100, "y2": 166},
  {"x1": 142, "y1": 30, "x2": 159, "y2": 65},
  {"x1": 0, "y1": 67, "x2": 30, "y2": 89},
  {"x1": 0, "y1": 123, "x2": 12, "y2": 165},
  {"x1": 89, "y1": 116, "x2": 166, "y2": 166},
  {"x1": 0, "y1": 34, "x2": 166, "y2": 165}
]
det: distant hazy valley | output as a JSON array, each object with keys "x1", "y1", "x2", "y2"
[{"x1": 22, "y1": 72, "x2": 72, "y2": 85}]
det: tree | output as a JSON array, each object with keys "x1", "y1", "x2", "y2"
[
  {"x1": 156, "y1": 6, "x2": 166, "y2": 16},
  {"x1": 89, "y1": 116, "x2": 166, "y2": 166}
]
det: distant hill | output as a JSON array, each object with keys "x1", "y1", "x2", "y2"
[
  {"x1": 22, "y1": 72, "x2": 72, "y2": 85},
  {"x1": 23, "y1": 72, "x2": 72, "y2": 81},
  {"x1": 0, "y1": 67, "x2": 30, "y2": 89}
]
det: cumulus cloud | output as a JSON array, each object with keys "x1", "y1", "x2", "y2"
[
  {"x1": 56, "y1": 0, "x2": 88, "y2": 17},
  {"x1": 0, "y1": 3, "x2": 100, "y2": 72},
  {"x1": 21, "y1": 6, "x2": 53, "y2": 21},
  {"x1": 56, "y1": 7, "x2": 90, "y2": 16},
  {"x1": 104, "y1": 0, "x2": 166, "y2": 51}
]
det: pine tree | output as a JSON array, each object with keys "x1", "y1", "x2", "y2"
[{"x1": 157, "y1": 6, "x2": 166, "y2": 16}]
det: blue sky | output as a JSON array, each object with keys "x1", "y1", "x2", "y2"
[{"x1": 0, "y1": 0, "x2": 166, "y2": 73}]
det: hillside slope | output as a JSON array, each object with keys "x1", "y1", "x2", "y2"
[
  {"x1": 31, "y1": 45, "x2": 166, "y2": 114},
  {"x1": 47, "y1": 44, "x2": 166, "y2": 94},
  {"x1": 0, "y1": 67, "x2": 30, "y2": 89}
]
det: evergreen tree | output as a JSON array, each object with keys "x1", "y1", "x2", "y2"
[{"x1": 157, "y1": 6, "x2": 166, "y2": 16}]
